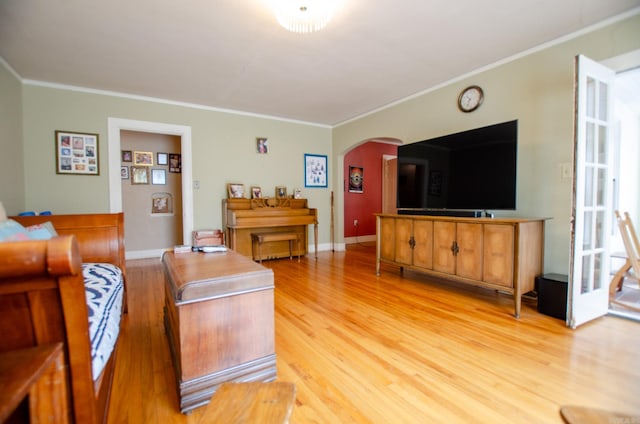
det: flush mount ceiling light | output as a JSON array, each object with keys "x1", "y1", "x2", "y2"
[{"x1": 275, "y1": 0, "x2": 342, "y2": 33}]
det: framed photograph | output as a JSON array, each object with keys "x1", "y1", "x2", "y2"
[
  {"x1": 157, "y1": 152, "x2": 168, "y2": 165},
  {"x1": 251, "y1": 186, "x2": 262, "y2": 199},
  {"x1": 131, "y1": 166, "x2": 150, "y2": 184},
  {"x1": 151, "y1": 192, "x2": 172, "y2": 214},
  {"x1": 304, "y1": 153, "x2": 327, "y2": 188},
  {"x1": 276, "y1": 186, "x2": 287, "y2": 199},
  {"x1": 134, "y1": 151, "x2": 153, "y2": 166},
  {"x1": 121, "y1": 166, "x2": 129, "y2": 179},
  {"x1": 256, "y1": 137, "x2": 268, "y2": 154},
  {"x1": 227, "y1": 183, "x2": 245, "y2": 198},
  {"x1": 122, "y1": 150, "x2": 132, "y2": 162},
  {"x1": 151, "y1": 169, "x2": 166, "y2": 185},
  {"x1": 349, "y1": 166, "x2": 364, "y2": 193},
  {"x1": 55, "y1": 130, "x2": 99, "y2": 175},
  {"x1": 169, "y1": 153, "x2": 181, "y2": 173},
  {"x1": 293, "y1": 188, "x2": 302, "y2": 199}
]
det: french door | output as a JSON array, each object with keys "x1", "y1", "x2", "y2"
[{"x1": 567, "y1": 55, "x2": 615, "y2": 328}]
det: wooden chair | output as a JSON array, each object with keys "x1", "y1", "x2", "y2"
[{"x1": 609, "y1": 211, "x2": 640, "y2": 312}]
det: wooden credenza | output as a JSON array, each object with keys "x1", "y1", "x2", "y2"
[
  {"x1": 162, "y1": 250, "x2": 276, "y2": 413},
  {"x1": 223, "y1": 198, "x2": 318, "y2": 261},
  {"x1": 376, "y1": 213, "x2": 546, "y2": 318}
]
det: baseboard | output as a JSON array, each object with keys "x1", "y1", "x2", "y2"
[
  {"x1": 126, "y1": 249, "x2": 165, "y2": 260},
  {"x1": 344, "y1": 235, "x2": 376, "y2": 245}
]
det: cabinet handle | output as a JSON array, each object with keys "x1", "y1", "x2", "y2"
[
  {"x1": 451, "y1": 241, "x2": 459, "y2": 256},
  {"x1": 409, "y1": 237, "x2": 416, "y2": 249}
]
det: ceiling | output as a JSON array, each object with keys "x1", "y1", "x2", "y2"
[{"x1": 1, "y1": 1, "x2": 639, "y2": 126}]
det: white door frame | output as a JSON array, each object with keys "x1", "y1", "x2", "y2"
[{"x1": 107, "y1": 118, "x2": 193, "y2": 245}]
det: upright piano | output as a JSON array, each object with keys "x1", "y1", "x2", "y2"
[{"x1": 223, "y1": 198, "x2": 318, "y2": 261}]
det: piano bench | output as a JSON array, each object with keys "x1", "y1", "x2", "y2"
[{"x1": 251, "y1": 231, "x2": 300, "y2": 264}]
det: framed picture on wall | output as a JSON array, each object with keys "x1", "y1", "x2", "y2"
[
  {"x1": 256, "y1": 137, "x2": 268, "y2": 154},
  {"x1": 55, "y1": 130, "x2": 99, "y2": 175},
  {"x1": 121, "y1": 166, "x2": 129, "y2": 179},
  {"x1": 157, "y1": 152, "x2": 168, "y2": 165},
  {"x1": 349, "y1": 166, "x2": 364, "y2": 193},
  {"x1": 304, "y1": 153, "x2": 327, "y2": 188},
  {"x1": 121, "y1": 150, "x2": 132, "y2": 162},
  {"x1": 131, "y1": 166, "x2": 149, "y2": 184},
  {"x1": 152, "y1": 192, "x2": 172, "y2": 214},
  {"x1": 134, "y1": 151, "x2": 153, "y2": 166},
  {"x1": 151, "y1": 169, "x2": 166, "y2": 185},
  {"x1": 169, "y1": 154, "x2": 181, "y2": 173}
]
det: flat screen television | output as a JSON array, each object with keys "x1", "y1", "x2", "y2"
[{"x1": 397, "y1": 120, "x2": 517, "y2": 215}]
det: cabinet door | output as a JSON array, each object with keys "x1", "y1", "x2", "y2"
[
  {"x1": 379, "y1": 217, "x2": 396, "y2": 261},
  {"x1": 413, "y1": 220, "x2": 433, "y2": 269},
  {"x1": 395, "y1": 218, "x2": 414, "y2": 265},
  {"x1": 456, "y1": 223, "x2": 483, "y2": 280},
  {"x1": 433, "y1": 221, "x2": 456, "y2": 274},
  {"x1": 483, "y1": 224, "x2": 514, "y2": 287}
]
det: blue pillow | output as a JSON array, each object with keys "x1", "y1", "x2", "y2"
[
  {"x1": 0, "y1": 219, "x2": 30, "y2": 242},
  {"x1": 26, "y1": 221, "x2": 58, "y2": 240}
]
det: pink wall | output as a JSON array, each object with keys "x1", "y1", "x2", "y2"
[{"x1": 344, "y1": 142, "x2": 397, "y2": 238}]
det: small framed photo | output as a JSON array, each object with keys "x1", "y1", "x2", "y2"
[
  {"x1": 131, "y1": 166, "x2": 150, "y2": 184},
  {"x1": 169, "y1": 153, "x2": 181, "y2": 173},
  {"x1": 276, "y1": 186, "x2": 287, "y2": 199},
  {"x1": 251, "y1": 186, "x2": 262, "y2": 199},
  {"x1": 257, "y1": 137, "x2": 268, "y2": 154},
  {"x1": 121, "y1": 166, "x2": 129, "y2": 179},
  {"x1": 152, "y1": 192, "x2": 172, "y2": 214},
  {"x1": 304, "y1": 153, "x2": 327, "y2": 188},
  {"x1": 122, "y1": 150, "x2": 132, "y2": 162},
  {"x1": 293, "y1": 188, "x2": 302, "y2": 199},
  {"x1": 55, "y1": 130, "x2": 99, "y2": 175},
  {"x1": 227, "y1": 183, "x2": 245, "y2": 198},
  {"x1": 151, "y1": 169, "x2": 166, "y2": 185},
  {"x1": 134, "y1": 151, "x2": 153, "y2": 166},
  {"x1": 157, "y1": 152, "x2": 168, "y2": 165}
]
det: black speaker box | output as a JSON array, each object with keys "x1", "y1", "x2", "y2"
[{"x1": 535, "y1": 273, "x2": 568, "y2": 320}]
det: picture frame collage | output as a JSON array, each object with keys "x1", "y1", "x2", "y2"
[
  {"x1": 55, "y1": 130, "x2": 100, "y2": 175},
  {"x1": 121, "y1": 150, "x2": 181, "y2": 185}
]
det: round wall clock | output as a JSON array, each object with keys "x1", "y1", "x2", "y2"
[{"x1": 457, "y1": 85, "x2": 484, "y2": 113}]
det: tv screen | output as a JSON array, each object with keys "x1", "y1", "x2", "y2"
[{"x1": 397, "y1": 120, "x2": 517, "y2": 213}]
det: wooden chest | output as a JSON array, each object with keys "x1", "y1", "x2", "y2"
[{"x1": 162, "y1": 250, "x2": 276, "y2": 413}]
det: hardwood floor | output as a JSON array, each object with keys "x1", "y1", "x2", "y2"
[{"x1": 108, "y1": 244, "x2": 640, "y2": 423}]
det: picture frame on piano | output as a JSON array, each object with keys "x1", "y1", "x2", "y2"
[{"x1": 227, "y1": 183, "x2": 245, "y2": 198}]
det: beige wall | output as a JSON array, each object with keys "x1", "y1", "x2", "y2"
[
  {"x1": 18, "y1": 85, "x2": 332, "y2": 246},
  {"x1": 332, "y1": 14, "x2": 640, "y2": 274},
  {"x1": 0, "y1": 61, "x2": 24, "y2": 214}
]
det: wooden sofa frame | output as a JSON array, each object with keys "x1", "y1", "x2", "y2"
[{"x1": 0, "y1": 213, "x2": 126, "y2": 423}]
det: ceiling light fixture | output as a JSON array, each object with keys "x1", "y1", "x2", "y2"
[{"x1": 275, "y1": 0, "x2": 342, "y2": 34}]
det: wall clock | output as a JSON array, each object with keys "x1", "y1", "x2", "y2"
[{"x1": 457, "y1": 85, "x2": 484, "y2": 113}]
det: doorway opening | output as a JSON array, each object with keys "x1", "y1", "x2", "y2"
[
  {"x1": 108, "y1": 118, "x2": 193, "y2": 259},
  {"x1": 608, "y1": 66, "x2": 640, "y2": 321}
]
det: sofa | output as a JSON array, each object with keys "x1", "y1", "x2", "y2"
[{"x1": 0, "y1": 206, "x2": 126, "y2": 423}]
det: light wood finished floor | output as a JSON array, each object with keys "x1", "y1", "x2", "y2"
[{"x1": 108, "y1": 244, "x2": 640, "y2": 423}]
